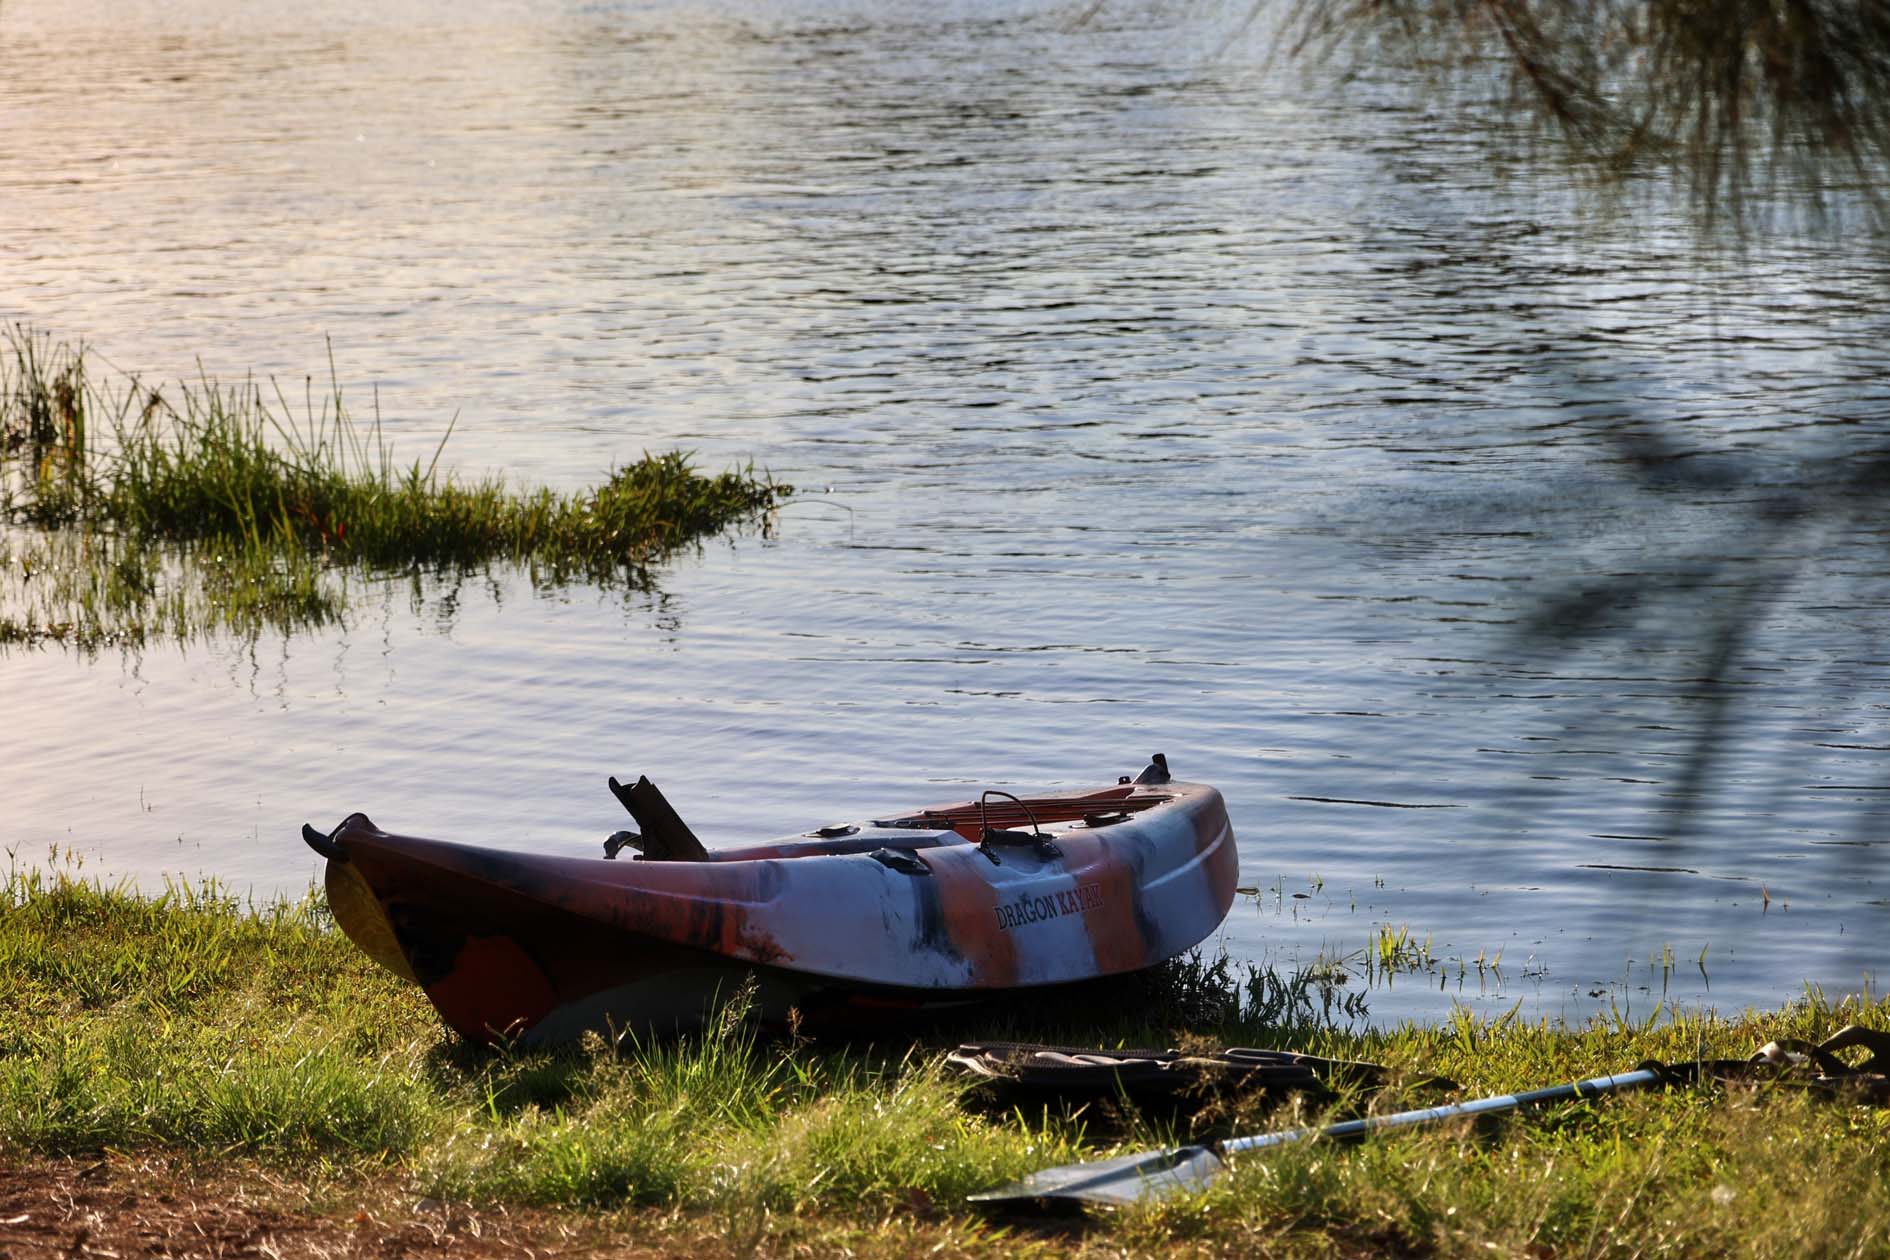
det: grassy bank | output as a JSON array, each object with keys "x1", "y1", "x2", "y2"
[
  {"x1": 0, "y1": 328, "x2": 789, "y2": 650},
  {"x1": 1, "y1": 871, "x2": 1885, "y2": 1258}
]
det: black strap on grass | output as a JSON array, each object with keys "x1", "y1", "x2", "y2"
[
  {"x1": 945, "y1": 1041, "x2": 1443, "y2": 1114},
  {"x1": 1661, "y1": 1024, "x2": 1890, "y2": 1103},
  {"x1": 954, "y1": 1025, "x2": 1890, "y2": 1117}
]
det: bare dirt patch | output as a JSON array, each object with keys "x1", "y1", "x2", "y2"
[
  {"x1": 0, "y1": 1156, "x2": 647, "y2": 1260},
  {"x1": 0, "y1": 1157, "x2": 1045, "y2": 1260}
]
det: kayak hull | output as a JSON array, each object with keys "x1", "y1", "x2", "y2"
[{"x1": 309, "y1": 763, "x2": 1238, "y2": 1045}]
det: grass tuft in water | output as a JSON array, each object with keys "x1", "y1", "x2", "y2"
[{"x1": 0, "y1": 327, "x2": 789, "y2": 648}]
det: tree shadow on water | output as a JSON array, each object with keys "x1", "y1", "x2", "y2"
[{"x1": 1235, "y1": 0, "x2": 1890, "y2": 986}]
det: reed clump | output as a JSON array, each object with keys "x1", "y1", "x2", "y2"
[{"x1": 0, "y1": 327, "x2": 789, "y2": 647}]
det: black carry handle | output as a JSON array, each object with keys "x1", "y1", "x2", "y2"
[
  {"x1": 302, "y1": 823, "x2": 344, "y2": 861},
  {"x1": 977, "y1": 789, "x2": 1061, "y2": 862}
]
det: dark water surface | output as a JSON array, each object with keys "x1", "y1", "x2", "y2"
[{"x1": 4, "y1": 0, "x2": 1887, "y2": 1023}]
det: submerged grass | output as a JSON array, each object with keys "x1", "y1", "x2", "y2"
[
  {"x1": 2, "y1": 869, "x2": 1886, "y2": 1257},
  {"x1": 0, "y1": 327, "x2": 789, "y2": 649},
  {"x1": 0, "y1": 529, "x2": 345, "y2": 651}
]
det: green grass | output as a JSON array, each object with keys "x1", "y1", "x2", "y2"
[
  {"x1": 0, "y1": 327, "x2": 790, "y2": 649},
  {"x1": 2, "y1": 868, "x2": 1886, "y2": 1257},
  {"x1": 0, "y1": 865, "x2": 1088, "y2": 1207}
]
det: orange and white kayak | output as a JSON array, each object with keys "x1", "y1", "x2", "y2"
[{"x1": 302, "y1": 755, "x2": 1237, "y2": 1046}]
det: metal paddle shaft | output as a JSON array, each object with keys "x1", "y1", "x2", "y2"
[{"x1": 970, "y1": 1067, "x2": 1663, "y2": 1210}]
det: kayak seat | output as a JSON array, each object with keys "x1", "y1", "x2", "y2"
[{"x1": 606, "y1": 775, "x2": 710, "y2": 861}]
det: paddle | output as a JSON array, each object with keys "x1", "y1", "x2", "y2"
[{"x1": 969, "y1": 1066, "x2": 1664, "y2": 1210}]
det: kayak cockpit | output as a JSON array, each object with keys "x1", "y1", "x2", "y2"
[
  {"x1": 304, "y1": 757, "x2": 1182, "y2": 869},
  {"x1": 603, "y1": 765, "x2": 1175, "y2": 862}
]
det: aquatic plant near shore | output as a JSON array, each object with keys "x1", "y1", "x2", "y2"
[{"x1": 0, "y1": 327, "x2": 789, "y2": 647}]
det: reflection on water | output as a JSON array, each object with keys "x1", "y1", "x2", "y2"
[{"x1": 1, "y1": 0, "x2": 1886, "y2": 1023}]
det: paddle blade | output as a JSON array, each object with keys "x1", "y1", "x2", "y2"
[{"x1": 969, "y1": 1144, "x2": 1226, "y2": 1209}]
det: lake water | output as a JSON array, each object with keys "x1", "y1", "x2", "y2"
[{"x1": 3, "y1": 0, "x2": 1886, "y2": 1025}]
